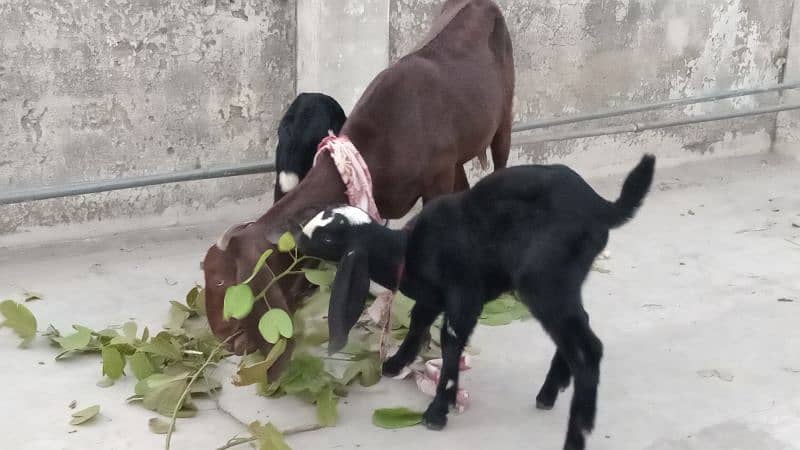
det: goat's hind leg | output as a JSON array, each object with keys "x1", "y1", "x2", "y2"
[
  {"x1": 536, "y1": 309, "x2": 590, "y2": 410},
  {"x1": 536, "y1": 350, "x2": 572, "y2": 410},
  {"x1": 548, "y1": 314, "x2": 603, "y2": 450}
]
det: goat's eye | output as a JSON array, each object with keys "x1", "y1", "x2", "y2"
[{"x1": 322, "y1": 236, "x2": 333, "y2": 244}]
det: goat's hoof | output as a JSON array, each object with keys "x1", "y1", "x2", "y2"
[
  {"x1": 382, "y1": 358, "x2": 406, "y2": 377},
  {"x1": 422, "y1": 412, "x2": 447, "y2": 431},
  {"x1": 535, "y1": 390, "x2": 557, "y2": 410},
  {"x1": 536, "y1": 400, "x2": 555, "y2": 410}
]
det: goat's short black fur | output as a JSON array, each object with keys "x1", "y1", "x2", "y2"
[
  {"x1": 297, "y1": 155, "x2": 656, "y2": 450},
  {"x1": 274, "y1": 92, "x2": 346, "y2": 201}
]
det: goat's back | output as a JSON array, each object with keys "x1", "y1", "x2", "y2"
[{"x1": 341, "y1": 0, "x2": 513, "y2": 217}]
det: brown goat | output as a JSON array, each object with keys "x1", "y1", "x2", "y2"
[{"x1": 203, "y1": 0, "x2": 515, "y2": 375}]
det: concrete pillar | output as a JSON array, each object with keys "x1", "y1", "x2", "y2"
[
  {"x1": 296, "y1": 0, "x2": 390, "y2": 114},
  {"x1": 776, "y1": 0, "x2": 800, "y2": 158}
]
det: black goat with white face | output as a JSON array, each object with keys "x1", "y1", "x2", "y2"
[{"x1": 298, "y1": 155, "x2": 656, "y2": 450}]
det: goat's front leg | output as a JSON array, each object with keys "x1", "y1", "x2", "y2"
[
  {"x1": 422, "y1": 297, "x2": 481, "y2": 430},
  {"x1": 383, "y1": 302, "x2": 441, "y2": 376}
]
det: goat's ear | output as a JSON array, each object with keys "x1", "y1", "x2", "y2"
[{"x1": 327, "y1": 247, "x2": 370, "y2": 355}]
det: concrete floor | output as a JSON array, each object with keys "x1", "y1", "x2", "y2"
[{"x1": 1, "y1": 154, "x2": 799, "y2": 450}]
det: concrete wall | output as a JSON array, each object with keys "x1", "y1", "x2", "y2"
[
  {"x1": 1, "y1": 0, "x2": 797, "y2": 234},
  {"x1": 391, "y1": 0, "x2": 793, "y2": 178},
  {"x1": 297, "y1": 0, "x2": 389, "y2": 113},
  {"x1": 776, "y1": 0, "x2": 800, "y2": 158},
  {"x1": 0, "y1": 0, "x2": 296, "y2": 233}
]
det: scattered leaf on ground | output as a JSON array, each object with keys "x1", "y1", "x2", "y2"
[
  {"x1": 148, "y1": 417, "x2": 171, "y2": 434},
  {"x1": 53, "y1": 325, "x2": 93, "y2": 356},
  {"x1": 0, "y1": 300, "x2": 37, "y2": 346},
  {"x1": 316, "y1": 386, "x2": 339, "y2": 426},
  {"x1": 341, "y1": 357, "x2": 381, "y2": 387},
  {"x1": 129, "y1": 352, "x2": 156, "y2": 380},
  {"x1": 248, "y1": 421, "x2": 291, "y2": 450},
  {"x1": 70, "y1": 405, "x2": 100, "y2": 425},
  {"x1": 165, "y1": 302, "x2": 191, "y2": 331},
  {"x1": 68, "y1": 400, "x2": 77, "y2": 409},
  {"x1": 139, "y1": 333, "x2": 183, "y2": 361},
  {"x1": 234, "y1": 339, "x2": 287, "y2": 386},
  {"x1": 101, "y1": 346, "x2": 126, "y2": 380},
  {"x1": 96, "y1": 377, "x2": 115, "y2": 388},
  {"x1": 372, "y1": 407, "x2": 424, "y2": 429}
]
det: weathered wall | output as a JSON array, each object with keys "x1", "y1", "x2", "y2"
[
  {"x1": 0, "y1": 0, "x2": 296, "y2": 233},
  {"x1": 297, "y1": 0, "x2": 389, "y2": 113},
  {"x1": 776, "y1": 0, "x2": 800, "y2": 158},
  {"x1": 391, "y1": 0, "x2": 792, "y2": 177}
]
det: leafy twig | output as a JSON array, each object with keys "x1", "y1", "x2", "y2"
[
  {"x1": 215, "y1": 423, "x2": 324, "y2": 450},
  {"x1": 165, "y1": 332, "x2": 240, "y2": 450}
]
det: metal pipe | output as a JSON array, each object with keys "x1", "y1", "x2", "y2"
[
  {"x1": 0, "y1": 161, "x2": 275, "y2": 205},
  {"x1": 3, "y1": 83, "x2": 800, "y2": 206},
  {"x1": 511, "y1": 81, "x2": 800, "y2": 132},
  {"x1": 511, "y1": 102, "x2": 800, "y2": 146}
]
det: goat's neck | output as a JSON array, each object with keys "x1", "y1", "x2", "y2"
[
  {"x1": 258, "y1": 152, "x2": 347, "y2": 241},
  {"x1": 361, "y1": 225, "x2": 407, "y2": 291}
]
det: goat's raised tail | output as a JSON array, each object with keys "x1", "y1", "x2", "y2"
[{"x1": 605, "y1": 154, "x2": 656, "y2": 228}]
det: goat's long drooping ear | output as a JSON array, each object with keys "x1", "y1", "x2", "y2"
[{"x1": 327, "y1": 247, "x2": 370, "y2": 354}]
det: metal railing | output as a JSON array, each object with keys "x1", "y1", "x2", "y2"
[{"x1": 2, "y1": 82, "x2": 799, "y2": 206}]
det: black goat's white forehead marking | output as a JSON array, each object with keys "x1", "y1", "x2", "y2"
[
  {"x1": 302, "y1": 206, "x2": 372, "y2": 238},
  {"x1": 302, "y1": 210, "x2": 335, "y2": 237},
  {"x1": 331, "y1": 206, "x2": 371, "y2": 225}
]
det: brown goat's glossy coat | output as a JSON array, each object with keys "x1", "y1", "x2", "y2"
[{"x1": 203, "y1": 0, "x2": 515, "y2": 373}]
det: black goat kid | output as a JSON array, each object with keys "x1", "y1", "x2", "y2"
[
  {"x1": 297, "y1": 155, "x2": 656, "y2": 450},
  {"x1": 274, "y1": 92, "x2": 346, "y2": 202}
]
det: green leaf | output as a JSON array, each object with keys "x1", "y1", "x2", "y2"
[
  {"x1": 248, "y1": 421, "x2": 291, "y2": 450},
  {"x1": 258, "y1": 309, "x2": 294, "y2": 344},
  {"x1": 186, "y1": 286, "x2": 206, "y2": 317},
  {"x1": 96, "y1": 377, "x2": 115, "y2": 388},
  {"x1": 70, "y1": 405, "x2": 100, "y2": 426},
  {"x1": 135, "y1": 372, "x2": 196, "y2": 418},
  {"x1": 372, "y1": 407, "x2": 424, "y2": 429},
  {"x1": 223, "y1": 284, "x2": 255, "y2": 320},
  {"x1": 139, "y1": 333, "x2": 183, "y2": 361},
  {"x1": 148, "y1": 417, "x2": 171, "y2": 434},
  {"x1": 277, "y1": 354, "x2": 329, "y2": 397},
  {"x1": 101, "y1": 346, "x2": 126, "y2": 380},
  {"x1": 316, "y1": 386, "x2": 339, "y2": 427},
  {"x1": 277, "y1": 232, "x2": 296, "y2": 253},
  {"x1": 391, "y1": 293, "x2": 415, "y2": 329},
  {"x1": 233, "y1": 338, "x2": 287, "y2": 386},
  {"x1": 110, "y1": 321, "x2": 139, "y2": 346},
  {"x1": 244, "y1": 249, "x2": 274, "y2": 284},
  {"x1": 303, "y1": 268, "x2": 335, "y2": 287},
  {"x1": 129, "y1": 352, "x2": 156, "y2": 380},
  {"x1": 479, "y1": 311, "x2": 515, "y2": 326},
  {"x1": 341, "y1": 357, "x2": 381, "y2": 387},
  {"x1": 0, "y1": 300, "x2": 37, "y2": 346},
  {"x1": 53, "y1": 325, "x2": 93, "y2": 353},
  {"x1": 165, "y1": 302, "x2": 191, "y2": 331}
]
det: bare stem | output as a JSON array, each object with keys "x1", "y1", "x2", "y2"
[
  {"x1": 215, "y1": 423, "x2": 325, "y2": 450},
  {"x1": 165, "y1": 332, "x2": 240, "y2": 450}
]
